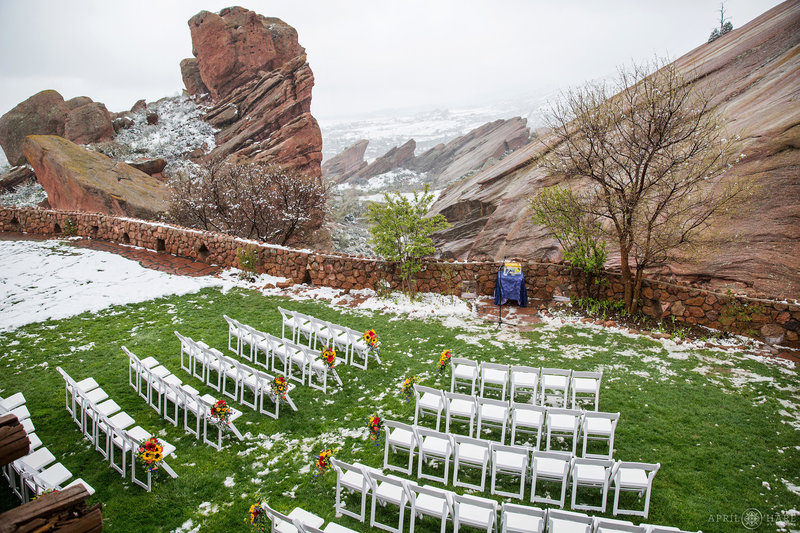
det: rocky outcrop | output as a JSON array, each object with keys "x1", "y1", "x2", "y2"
[
  {"x1": 0, "y1": 90, "x2": 68, "y2": 166},
  {"x1": 430, "y1": 0, "x2": 800, "y2": 299},
  {"x1": 64, "y1": 102, "x2": 114, "y2": 145},
  {"x1": 182, "y1": 7, "x2": 322, "y2": 177},
  {"x1": 0, "y1": 165, "x2": 36, "y2": 192},
  {"x1": 325, "y1": 117, "x2": 531, "y2": 187},
  {"x1": 0, "y1": 91, "x2": 115, "y2": 165},
  {"x1": 321, "y1": 140, "x2": 368, "y2": 181},
  {"x1": 22, "y1": 135, "x2": 169, "y2": 220},
  {"x1": 180, "y1": 58, "x2": 209, "y2": 96},
  {"x1": 350, "y1": 140, "x2": 416, "y2": 182}
]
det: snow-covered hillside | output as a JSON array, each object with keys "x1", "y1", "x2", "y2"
[{"x1": 318, "y1": 92, "x2": 555, "y2": 162}]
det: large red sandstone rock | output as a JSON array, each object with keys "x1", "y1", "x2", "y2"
[
  {"x1": 0, "y1": 90, "x2": 68, "y2": 166},
  {"x1": 180, "y1": 58, "x2": 209, "y2": 96},
  {"x1": 431, "y1": 0, "x2": 800, "y2": 299},
  {"x1": 64, "y1": 102, "x2": 114, "y2": 145},
  {"x1": 350, "y1": 140, "x2": 417, "y2": 182},
  {"x1": 321, "y1": 139, "x2": 368, "y2": 180},
  {"x1": 182, "y1": 7, "x2": 322, "y2": 178},
  {"x1": 22, "y1": 135, "x2": 169, "y2": 220}
]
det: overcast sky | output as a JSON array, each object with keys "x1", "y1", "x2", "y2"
[{"x1": 0, "y1": 0, "x2": 784, "y2": 120}]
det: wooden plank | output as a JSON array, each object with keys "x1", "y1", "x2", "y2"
[
  {"x1": 0, "y1": 486, "x2": 90, "y2": 533},
  {"x1": 0, "y1": 413, "x2": 19, "y2": 427}
]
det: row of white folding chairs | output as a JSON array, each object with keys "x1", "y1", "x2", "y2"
[
  {"x1": 124, "y1": 346, "x2": 244, "y2": 450},
  {"x1": 276, "y1": 307, "x2": 381, "y2": 369},
  {"x1": 222, "y1": 316, "x2": 343, "y2": 392},
  {"x1": 415, "y1": 384, "x2": 619, "y2": 457},
  {"x1": 56, "y1": 366, "x2": 178, "y2": 492},
  {"x1": 176, "y1": 331, "x2": 299, "y2": 417},
  {"x1": 451, "y1": 359, "x2": 602, "y2": 410},
  {"x1": 0, "y1": 393, "x2": 94, "y2": 502},
  {"x1": 382, "y1": 419, "x2": 658, "y2": 517},
  {"x1": 258, "y1": 501, "x2": 360, "y2": 533},
  {"x1": 333, "y1": 458, "x2": 683, "y2": 533}
]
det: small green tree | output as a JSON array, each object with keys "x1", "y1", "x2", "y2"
[
  {"x1": 708, "y1": 2, "x2": 733, "y2": 42},
  {"x1": 529, "y1": 186, "x2": 607, "y2": 298},
  {"x1": 366, "y1": 186, "x2": 451, "y2": 295}
]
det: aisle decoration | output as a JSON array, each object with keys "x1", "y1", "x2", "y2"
[
  {"x1": 368, "y1": 415, "x2": 383, "y2": 445},
  {"x1": 247, "y1": 497, "x2": 269, "y2": 532},
  {"x1": 437, "y1": 349, "x2": 452, "y2": 373},
  {"x1": 270, "y1": 375, "x2": 288, "y2": 401},
  {"x1": 314, "y1": 449, "x2": 333, "y2": 477},
  {"x1": 137, "y1": 436, "x2": 165, "y2": 475},
  {"x1": 401, "y1": 376, "x2": 417, "y2": 403},
  {"x1": 209, "y1": 399, "x2": 231, "y2": 429},
  {"x1": 321, "y1": 346, "x2": 336, "y2": 369},
  {"x1": 363, "y1": 329, "x2": 380, "y2": 355}
]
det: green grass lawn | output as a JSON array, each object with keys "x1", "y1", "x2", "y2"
[{"x1": 0, "y1": 286, "x2": 798, "y2": 532}]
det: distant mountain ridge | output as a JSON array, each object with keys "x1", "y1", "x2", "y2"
[{"x1": 430, "y1": 0, "x2": 800, "y2": 298}]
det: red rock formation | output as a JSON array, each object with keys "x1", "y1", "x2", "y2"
[
  {"x1": 321, "y1": 139, "x2": 368, "y2": 181},
  {"x1": 0, "y1": 90, "x2": 68, "y2": 166},
  {"x1": 22, "y1": 135, "x2": 169, "y2": 220},
  {"x1": 431, "y1": 0, "x2": 800, "y2": 298},
  {"x1": 350, "y1": 140, "x2": 417, "y2": 182},
  {"x1": 64, "y1": 102, "x2": 114, "y2": 145},
  {"x1": 183, "y1": 7, "x2": 322, "y2": 177},
  {"x1": 180, "y1": 58, "x2": 209, "y2": 96}
]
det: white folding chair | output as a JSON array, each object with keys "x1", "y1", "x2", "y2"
[
  {"x1": 163, "y1": 381, "x2": 185, "y2": 427},
  {"x1": 571, "y1": 371, "x2": 602, "y2": 411},
  {"x1": 97, "y1": 411, "x2": 134, "y2": 459},
  {"x1": 546, "y1": 509, "x2": 592, "y2": 533},
  {"x1": 383, "y1": 419, "x2": 418, "y2": 475},
  {"x1": 294, "y1": 312, "x2": 316, "y2": 347},
  {"x1": 268, "y1": 335, "x2": 290, "y2": 376},
  {"x1": 570, "y1": 457, "x2": 614, "y2": 512},
  {"x1": 249, "y1": 327, "x2": 272, "y2": 369},
  {"x1": 415, "y1": 426, "x2": 454, "y2": 484},
  {"x1": 367, "y1": 471, "x2": 410, "y2": 533},
  {"x1": 0, "y1": 392, "x2": 25, "y2": 412},
  {"x1": 222, "y1": 356, "x2": 248, "y2": 400},
  {"x1": 174, "y1": 332, "x2": 194, "y2": 376},
  {"x1": 530, "y1": 450, "x2": 572, "y2": 507},
  {"x1": 224, "y1": 314, "x2": 245, "y2": 356},
  {"x1": 593, "y1": 517, "x2": 646, "y2": 533},
  {"x1": 540, "y1": 368, "x2": 571, "y2": 407},
  {"x1": 414, "y1": 385, "x2": 445, "y2": 432},
  {"x1": 331, "y1": 458, "x2": 379, "y2": 523},
  {"x1": 511, "y1": 403, "x2": 546, "y2": 449},
  {"x1": 445, "y1": 391, "x2": 477, "y2": 437},
  {"x1": 346, "y1": 327, "x2": 372, "y2": 369},
  {"x1": 308, "y1": 317, "x2": 332, "y2": 349},
  {"x1": 611, "y1": 461, "x2": 660, "y2": 518},
  {"x1": 277, "y1": 307, "x2": 299, "y2": 343},
  {"x1": 407, "y1": 482, "x2": 453, "y2": 533},
  {"x1": 146, "y1": 365, "x2": 172, "y2": 413},
  {"x1": 490, "y1": 443, "x2": 529, "y2": 500},
  {"x1": 510, "y1": 365, "x2": 540, "y2": 404},
  {"x1": 453, "y1": 435, "x2": 490, "y2": 492},
  {"x1": 580, "y1": 411, "x2": 619, "y2": 458},
  {"x1": 129, "y1": 428, "x2": 177, "y2": 492},
  {"x1": 500, "y1": 502, "x2": 546, "y2": 533},
  {"x1": 481, "y1": 362, "x2": 509, "y2": 399},
  {"x1": 265, "y1": 501, "x2": 324, "y2": 533},
  {"x1": 546, "y1": 408, "x2": 582, "y2": 454},
  {"x1": 451, "y1": 492, "x2": 498, "y2": 533},
  {"x1": 183, "y1": 388, "x2": 205, "y2": 438},
  {"x1": 451, "y1": 357, "x2": 479, "y2": 396},
  {"x1": 477, "y1": 397, "x2": 510, "y2": 443},
  {"x1": 205, "y1": 348, "x2": 233, "y2": 392},
  {"x1": 325, "y1": 323, "x2": 349, "y2": 357},
  {"x1": 286, "y1": 341, "x2": 310, "y2": 385}
]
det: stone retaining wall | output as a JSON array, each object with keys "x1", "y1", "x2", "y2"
[{"x1": 2, "y1": 206, "x2": 798, "y2": 347}]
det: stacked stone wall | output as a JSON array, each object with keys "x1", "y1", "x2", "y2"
[{"x1": 2, "y1": 206, "x2": 797, "y2": 346}]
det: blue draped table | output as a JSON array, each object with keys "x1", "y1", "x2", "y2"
[{"x1": 493, "y1": 269, "x2": 527, "y2": 307}]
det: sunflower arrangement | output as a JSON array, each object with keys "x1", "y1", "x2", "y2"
[
  {"x1": 401, "y1": 376, "x2": 417, "y2": 403},
  {"x1": 270, "y1": 375, "x2": 288, "y2": 400},
  {"x1": 209, "y1": 399, "x2": 231, "y2": 428},
  {"x1": 368, "y1": 415, "x2": 383, "y2": 444},
  {"x1": 321, "y1": 346, "x2": 336, "y2": 369},
  {"x1": 437, "y1": 349, "x2": 452, "y2": 373},
  {"x1": 363, "y1": 329, "x2": 380, "y2": 354},
  {"x1": 137, "y1": 436, "x2": 164, "y2": 474},
  {"x1": 246, "y1": 497, "x2": 269, "y2": 532},
  {"x1": 314, "y1": 449, "x2": 333, "y2": 477}
]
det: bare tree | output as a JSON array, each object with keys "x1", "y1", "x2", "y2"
[
  {"x1": 541, "y1": 59, "x2": 749, "y2": 312},
  {"x1": 167, "y1": 159, "x2": 326, "y2": 246}
]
